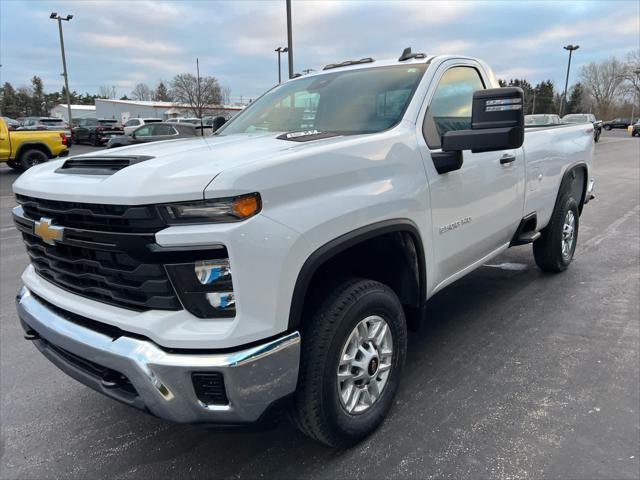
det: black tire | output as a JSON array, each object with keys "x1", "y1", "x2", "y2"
[
  {"x1": 533, "y1": 194, "x2": 579, "y2": 272},
  {"x1": 20, "y1": 149, "x2": 48, "y2": 170},
  {"x1": 6, "y1": 160, "x2": 22, "y2": 171},
  {"x1": 603, "y1": 125, "x2": 611, "y2": 131},
  {"x1": 291, "y1": 278, "x2": 407, "y2": 447}
]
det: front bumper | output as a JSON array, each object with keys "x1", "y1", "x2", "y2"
[{"x1": 16, "y1": 287, "x2": 301, "y2": 424}]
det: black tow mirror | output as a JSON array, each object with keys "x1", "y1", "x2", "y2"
[
  {"x1": 432, "y1": 87, "x2": 524, "y2": 175},
  {"x1": 443, "y1": 87, "x2": 524, "y2": 153},
  {"x1": 212, "y1": 116, "x2": 226, "y2": 132}
]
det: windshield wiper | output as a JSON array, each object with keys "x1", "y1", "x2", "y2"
[{"x1": 276, "y1": 130, "x2": 354, "y2": 142}]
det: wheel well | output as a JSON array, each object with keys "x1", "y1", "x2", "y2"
[
  {"x1": 289, "y1": 222, "x2": 426, "y2": 331},
  {"x1": 17, "y1": 143, "x2": 52, "y2": 161},
  {"x1": 560, "y1": 165, "x2": 587, "y2": 214}
]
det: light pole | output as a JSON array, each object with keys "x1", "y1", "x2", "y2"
[
  {"x1": 286, "y1": 0, "x2": 293, "y2": 79},
  {"x1": 50, "y1": 12, "x2": 74, "y2": 127},
  {"x1": 275, "y1": 47, "x2": 288, "y2": 84},
  {"x1": 560, "y1": 44, "x2": 579, "y2": 117}
]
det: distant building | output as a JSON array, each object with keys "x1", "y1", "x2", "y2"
[
  {"x1": 50, "y1": 104, "x2": 96, "y2": 121},
  {"x1": 94, "y1": 99, "x2": 244, "y2": 124}
]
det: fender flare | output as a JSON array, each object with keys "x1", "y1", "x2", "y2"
[
  {"x1": 15, "y1": 142, "x2": 53, "y2": 160},
  {"x1": 556, "y1": 162, "x2": 588, "y2": 213},
  {"x1": 287, "y1": 219, "x2": 427, "y2": 329}
]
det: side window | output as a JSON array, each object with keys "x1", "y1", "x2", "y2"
[
  {"x1": 151, "y1": 124, "x2": 174, "y2": 135},
  {"x1": 423, "y1": 66, "x2": 485, "y2": 149},
  {"x1": 125, "y1": 119, "x2": 138, "y2": 127},
  {"x1": 135, "y1": 125, "x2": 153, "y2": 136}
]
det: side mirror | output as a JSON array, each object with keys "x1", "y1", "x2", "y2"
[
  {"x1": 433, "y1": 87, "x2": 524, "y2": 174},
  {"x1": 212, "y1": 116, "x2": 226, "y2": 132}
]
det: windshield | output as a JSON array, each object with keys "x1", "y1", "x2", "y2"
[
  {"x1": 219, "y1": 64, "x2": 427, "y2": 136},
  {"x1": 563, "y1": 114, "x2": 590, "y2": 123},
  {"x1": 40, "y1": 118, "x2": 64, "y2": 125}
]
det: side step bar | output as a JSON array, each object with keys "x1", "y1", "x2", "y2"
[{"x1": 510, "y1": 212, "x2": 541, "y2": 246}]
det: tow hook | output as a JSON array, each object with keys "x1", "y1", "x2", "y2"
[{"x1": 24, "y1": 329, "x2": 40, "y2": 341}]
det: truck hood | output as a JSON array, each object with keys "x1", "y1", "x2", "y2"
[{"x1": 12, "y1": 133, "x2": 340, "y2": 204}]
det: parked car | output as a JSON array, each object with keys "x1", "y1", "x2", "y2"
[
  {"x1": 631, "y1": 120, "x2": 640, "y2": 137},
  {"x1": 12, "y1": 51, "x2": 595, "y2": 447},
  {"x1": 72, "y1": 118, "x2": 124, "y2": 146},
  {"x1": 602, "y1": 117, "x2": 632, "y2": 130},
  {"x1": 123, "y1": 117, "x2": 162, "y2": 136},
  {"x1": 2, "y1": 117, "x2": 21, "y2": 130},
  {"x1": 1, "y1": 117, "x2": 68, "y2": 170},
  {"x1": 562, "y1": 113, "x2": 602, "y2": 142},
  {"x1": 107, "y1": 122, "x2": 198, "y2": 148},
  {"x1": 18, "y1": 117, "x2": 73, "y2": 144},
  {"x1": 169, "y1": 117, "x2": 202, "y2": 125},
  {"x1": 525, "y1": 114, "x2": 561, "y2": 126}
]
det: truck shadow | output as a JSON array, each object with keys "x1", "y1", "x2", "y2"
[{"x1": 63, "y1": 247, "x2": 544, "y2": 478}]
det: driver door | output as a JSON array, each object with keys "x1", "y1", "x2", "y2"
[{"x1": 417, "y1": 63, "x2": 525, "y2": 289}]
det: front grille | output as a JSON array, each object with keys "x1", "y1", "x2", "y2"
[
  {"x1": 14, "y1": 195, "x2": 182, "y2": 312},
  {"x1": 22, "y1": 232, "x2": 181, "y2": 311},
  {"x1": 16, "y1": 194, "x2": 165, "y2": 233}
]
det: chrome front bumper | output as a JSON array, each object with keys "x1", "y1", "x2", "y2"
[{"x1": 16, "y1": 287, "x2": 301, "y2": 424}]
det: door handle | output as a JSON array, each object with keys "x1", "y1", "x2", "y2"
[{"x1": 500, "y1": 154, "x2": 516, "y2": 165}]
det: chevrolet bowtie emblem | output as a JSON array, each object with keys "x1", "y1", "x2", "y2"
[{"x1": 34, "y1": 218, "x2": 64, "y2": 245}]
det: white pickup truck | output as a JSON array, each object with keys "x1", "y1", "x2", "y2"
[{"x1": 13, "y1": 50, "x2": 594, "y2": 447}]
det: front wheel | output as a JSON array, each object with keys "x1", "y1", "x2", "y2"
[
  {"x1": 291, "y1": 278, "x2": 407, "y2": 447},
  {"x1": 533, "y1": 194, "x2": 579, "y2": 272},
  {"x1": 603, "y1": 125, "x2": 611, "y2": 131}
]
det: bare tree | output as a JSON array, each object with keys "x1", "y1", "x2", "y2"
[
  {"x1": 98, "y1": 85, "x2": 116, "y2": 99},
  {"x1": 170, "y1": 73, "x2": 223, "y2": 117},
  {"x1": 580, "y1": 57, "x2": 627, "y2": 119},
  {"x1": 623, "y1": 49, "x2": 640, "y2": 101},
  {"x1": 130, "y1": 83, "x2": 153, "y2": 101}
]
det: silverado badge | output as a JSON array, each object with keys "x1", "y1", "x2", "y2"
[{"x1": 34, "y1": 218, "x2": 64, "y2": 245}]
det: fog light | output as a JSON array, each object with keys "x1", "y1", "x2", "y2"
[
  {"x1": 206, "y1": 292, "x2": 235, "y2": 309},
  {"x1": 165, "y1": 256, "x2": 235, "y2": 319},
  {"x1": 195, "y1": 260, "x2": 231, "y2": 284}
]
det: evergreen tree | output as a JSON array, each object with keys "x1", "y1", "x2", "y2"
[
  {"x1": 31, "y1": 76, "x2": 45, "y2": 116},
  {"x1": 0, "y1": 82, "x2": 19, "y2": 117},
  {"x1": 566, "y1": 83, "x2": 585, "y2": 114},
  {"x1": 533, "y1": 80, "x2": 556, "y2": 114},
  {"x1": 154, "y1": 81, "x2": 171, "y2": 101}
]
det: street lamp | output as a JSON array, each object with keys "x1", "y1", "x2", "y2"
[
  {"x1": 275, "y1": 47, "x2": 288, "y2": 84},
  {"x1": 560, "y1": 44, "x2": 579, "y2": 117},
  {"x1": 50, "y1": 12, "x2": 74, "y2": 129},
  {"x1": 286, "y1": 0, "x2": 293, "y2": 79}
]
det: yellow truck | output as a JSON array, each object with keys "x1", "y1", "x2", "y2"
[{"x1": 0, "y1": 117, "x2": 69, "y2": 171}]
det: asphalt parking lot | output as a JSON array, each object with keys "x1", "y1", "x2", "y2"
[{"x1": 0, "y1": 130, "x2": 638, "y2": 479}]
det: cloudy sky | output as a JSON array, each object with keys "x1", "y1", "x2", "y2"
[{"x1": 1, "y1": 0, "x2": 638, "y2": 102}]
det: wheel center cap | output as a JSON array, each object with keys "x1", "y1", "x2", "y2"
[{"x1": 368, "y1": 357, "x2": 379, "y2": 376}]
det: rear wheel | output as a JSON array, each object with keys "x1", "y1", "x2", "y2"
[
  {"x1": 533, "y1": 194, "x2": 579, "y2": 272},
  {"x1": 20, "y1": 149, "x2": 48, "y2": 170},
  {"x1": 291, "y1": 278, "x2": 407, "y2": 447}
]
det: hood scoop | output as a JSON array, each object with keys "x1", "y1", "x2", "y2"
[{"x1": 56, "y1": 155, "x2": 155, "y2": 175}]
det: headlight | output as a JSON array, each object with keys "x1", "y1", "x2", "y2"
[
  {"x1": 161, "y1": 193, "x2": 261, "y2": 224},
  {"x1": 166, "y1": 258, "x2": 235, "y2": 318}
]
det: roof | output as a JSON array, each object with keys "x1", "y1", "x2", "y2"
[
  {"x1": 54, "y1": 104, "x2": 96, "y2": 110},
  {"x1": 95, "y1": 98, "x2": 243, "y2": 110}
]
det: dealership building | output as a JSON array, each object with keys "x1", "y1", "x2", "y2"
[
  {"x1": 50, "y1": 104, "x2": 96, "y2": 121},
  {"x1": 95, "y1": 99, "x2": 244, "y2": 123}
]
